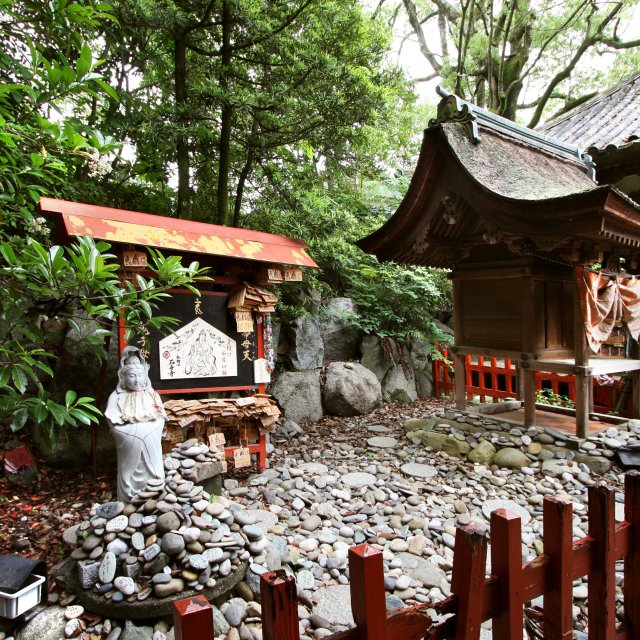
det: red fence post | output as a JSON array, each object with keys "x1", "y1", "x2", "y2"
[
  {"x1": 260, "y1": 570, "x2": 300, "y2": 640},
  {"x1": 349, "y1": 544, "x2": 388, "y2": 640},
  {"x1": 588, "y1": 482, "x2": 617, "y2": 638},
  {"x1": 543, "y1": 496, "x2": 574, "y2": 639},
  {"x1": 451, "y1": 526, "x2": 488, "y2": 640},
  {"x1": 173, "y1": 595, "x2": 214, "y2": 640},
  {"x1": 625, "y1": 471, "x2": 640, "y2": 632},
  {"x1": 490, "y1": 509, "x2": 523, "y2": 640}
]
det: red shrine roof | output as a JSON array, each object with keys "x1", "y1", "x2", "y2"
[{"x1": 38, "y1": 198, "x2": 318, "y2": 268}]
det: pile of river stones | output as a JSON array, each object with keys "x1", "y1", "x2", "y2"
[
  {"x1": 33, "y1": 403, "x2": 634, "y2": 640},
  {"x1": 68, "y1": 439, "x2": 262, "y2": 604}
]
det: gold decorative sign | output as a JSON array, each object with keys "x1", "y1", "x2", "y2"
[
  {"x1": 122, "y1": 250, "x2": 147, "y2": 268},
  {"x1": 233, "y1": 447, "x2": 251, "y2": 468}
]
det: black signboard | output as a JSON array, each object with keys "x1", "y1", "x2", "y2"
[{"x1": 126, "y1": 290, "x2": 258, "y2": 393}]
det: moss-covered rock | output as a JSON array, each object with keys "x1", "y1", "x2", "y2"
[{"x1": 468, "y1": 439, "x2": 496, "y2": 465}]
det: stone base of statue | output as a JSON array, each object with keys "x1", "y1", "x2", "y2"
[{"x1": 65, "y1": 560, "x2": 247, "y2": 619}]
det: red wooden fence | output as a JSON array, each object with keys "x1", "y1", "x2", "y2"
[
  {"x1": 432, "y1": 345, "x2": 631, "y2": 416},
  {"x1": 174, "y1": 472, "x2": 640, "y2": 640}
]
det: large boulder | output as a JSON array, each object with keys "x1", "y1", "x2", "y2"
[
  {"x1": 323, "y1": 362, "x2": 382, "y2": 416},
  {"x1": 359, "y1": 335, "x2": 394, "y2": 382},
  {"x1": 408, "y1": 337, "x2": 434, "y2": 398},
  {"x1": 269, "y1": 370, "x2": 323, "y2": 423},
  {"x1": 319, "y1": 298, "x2": 362, "y2": 362},
  {"x1": 33, "y1": 421, "x2": 116, "y2": 468},
  {"x1": 286, "y1": 313, "x2": 324, "y2": 370},
  {"x1": 382, "y1": 363, "x2": 418, "y2": 404}
]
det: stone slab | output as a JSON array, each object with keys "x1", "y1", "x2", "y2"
[
  {"x1": 400, "y1": 463, "x2": 438, "y2": 479},
  {"x1": 481, "y1": 499, "x2": 532, "y2": 526}
]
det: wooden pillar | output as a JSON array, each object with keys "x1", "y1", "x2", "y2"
[
  {"x1": 521, "y1": 364, "x2": 536, "y2": 428},
  {"x1": 260, "y1": 570, "x2": 300, "y2": 640},
  {"x1": 633, "y1": 370, "x2": 640, "y2": 420},
  {"x1": 348, "y1": 545, "x2": 388, "y2": 640},
  {"x1": 574, "y1": 373, "x2": 590, "y2": 439},
  {"x1": 173, "y1": 595, "x2": 214, "y2": 640},
  {"x1": 455, "y1": 353, "x2": 466, "y2": 410},
  {"x1": 573, "y1": 272, "x2": 590, "y2": 437},
  {"x1": 624, "y1": 472, "x2": 640, "y2": 633}
]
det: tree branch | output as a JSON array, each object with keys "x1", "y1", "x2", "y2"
[
  {"x1": 527, "y1": 1, "x2": 624, "y2": 128},
  {"x1": 403, "y1": 0, "x2": 442, "y2": 73}
]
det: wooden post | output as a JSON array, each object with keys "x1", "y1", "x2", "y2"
[
  {"x1": 455, "y1": 353, "x2": 466, "y2": 410},
  {"x1": 173, "y1": 595, "x2": 214, "y2": 640},
  {"x1": 521, "y1": 365, "x2": 536, "y2": 428},
  {"x1": 261, "y1": 570, "x2": 300, "y2": 640},
  {"x1": 543, "y1": 496, "x2": 574, "y2": 639},
  {"x1": 633, "y1": 371, "x2": 640, "y2": 419},
  {"x1": 490, "y1": 509, "x2": 523, "y2": 640},
  {"x1": 348, "y1": 545, "x2": 388, "y2": 640},
  {"x1": 574, "y1": 372, "x2": 590, "y2": 439},
  {"x1": 451, "y1": 526, "x2": 488, "y2": 640},
  {"x1": 588, "y1": 482, "x2": 616, "y2": 638},
  {"x1": 625, "y1": 472, "x2": 640, "y2": 632},
  {"x1": 573, "y1": 273, "x2": 590, "y2": 437}
]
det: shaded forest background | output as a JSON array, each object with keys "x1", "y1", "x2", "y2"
[{"x1": 0, "y1": 0, "x2": 638, "y2": 436}]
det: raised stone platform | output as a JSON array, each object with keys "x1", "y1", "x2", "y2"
[{"x1": 66, "y1": 560, "x2": 247, "y2": 619}]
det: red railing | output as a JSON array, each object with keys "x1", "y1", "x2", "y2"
[
  {"x1": 433, "y1": 345, "x2": 631, "y2": 416},
  {"x1": 173, "y1": 473, "x2": 640, "y2": 639}
]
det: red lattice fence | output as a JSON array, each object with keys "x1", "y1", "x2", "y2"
[{"x1": 432, "y1": 345, "x2": 631, "y2": 416}]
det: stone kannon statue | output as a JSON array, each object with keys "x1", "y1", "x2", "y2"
[{"x1": 105, "y1": 346, "x2": 166, "y2": 503}]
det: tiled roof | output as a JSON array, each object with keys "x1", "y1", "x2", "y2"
[{"x1": 538, "y1": 71, "x2": 640, "y2": 154}]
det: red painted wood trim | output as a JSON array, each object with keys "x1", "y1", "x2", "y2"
[
  {"x1": 348, "y1": 545, "x2": 388, "y2": 640},
  {"x1": 158, "y1": 385, "x2": 255, "y2": 395},
  {"x1": 451, "y1": 527, "x2": 487, "y2": 640},
  {"x1": 588, "y1": 483, "x2": 617, "y2": 639},
  {"x1": 624, "y1": 472, "x2": 640, "y2": 633},
  {"x1": 260, "y1": 570, "x2": 300, "y2": 640},
  {"x1": 543, "y1": 497, "x2": 574, "y2": 639},
  {"x1": 490, "y1": 509, "x2": 523, "y2": 640},
  {"x1": 173, "y1": 595, "x2": 214, "y2": 640}
]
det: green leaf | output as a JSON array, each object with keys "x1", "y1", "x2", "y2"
[
  {"x1": 76, "y1": 43, "x2": 92, "y2": 79},
  {"x1": 65, "y1": 389, "x2": 77, "y2": 406},
  {"x1": 11, "y1": 368, "x2": 28, "y2": 393}
]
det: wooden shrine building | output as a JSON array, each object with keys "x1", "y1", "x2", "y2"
[
  {"x1": 38, "y1": 197, "x2": 318, "y2": 469},
  {"x1": 358, "y1": 87, "x2": 640, "y2": 437}
]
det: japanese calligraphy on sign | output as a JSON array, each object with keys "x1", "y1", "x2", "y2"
[{"x1": 158, "y1": 317, "x2": 237, "y2": 380}]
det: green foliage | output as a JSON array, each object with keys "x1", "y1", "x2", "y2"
[
  {"x1": 0, "y1": 235, "x2": 209, "y2": 440},
  {"x1": 535, "y1": 388, "x2": 575, "y2": 409},
  {"x1": 386, "y1": 0, "x2": 640, "y2": 124},
  {"x1": 0, "y1": 0, "x2": 119, "y2": 234}
]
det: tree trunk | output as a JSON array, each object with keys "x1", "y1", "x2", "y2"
[
  {"x1": 175, "y1": 32, "x2": 190, "y2": 218},
  {"x1": 216, "y1": 0, "x2": 232, "y2": 226}
]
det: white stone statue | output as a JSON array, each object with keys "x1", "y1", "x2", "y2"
[{"x1": 105, "y1": 346, "x2": 166, "y2": 503}]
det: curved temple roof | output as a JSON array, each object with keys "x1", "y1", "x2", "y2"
[
  {"x1": 38, "y1": 198, "x2": 318, "y2": 268},
  {"x1": 358, "y1": 118, "x2": 640, "y2": 269}
]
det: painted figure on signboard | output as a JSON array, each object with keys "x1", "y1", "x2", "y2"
[
  {"x1": 159, "y1": 317, "x2": 237, "y2": 380},
  {"x1": 105, "y1": 346, "x2": 165, "y2": 503},
  {"x1": 185, "y1": 329, "x2": 217, "y2": 376}
]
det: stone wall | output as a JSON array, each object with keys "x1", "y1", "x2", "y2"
[{"x1": 269, "y1": 297, "x2": 446, "y2": 424}]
